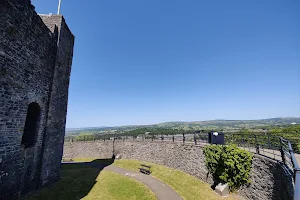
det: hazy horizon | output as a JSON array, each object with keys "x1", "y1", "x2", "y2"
[{"x1": 66, "y1": 116, "x2": 300, "y2": 129}]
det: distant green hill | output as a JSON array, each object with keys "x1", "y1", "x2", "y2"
[{"x1": 66, "y1": 117, "x2": 300, "y2": 135}]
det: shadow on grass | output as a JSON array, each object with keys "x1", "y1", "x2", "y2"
[
  {"x1": 22, "y1": 158, "x2": 115, "y2": 200},
  {"x1": 84, "y1": 157, "x2": 115, "y2": 168}
]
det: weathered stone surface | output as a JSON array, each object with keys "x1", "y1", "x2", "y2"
[
  {"x1": 215, "y1": 183, "x2": 229, "y2": 197},
  {"x1": 63, "y1": 141, "x2": 294, "y2": 200},
  {"x1": 0, "y1": 0, "x2": 74, "y2": 199}
]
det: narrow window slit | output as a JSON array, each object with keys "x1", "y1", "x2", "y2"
[{"x1": 21, "y1": 102, "x2": 40, "y2": 148}]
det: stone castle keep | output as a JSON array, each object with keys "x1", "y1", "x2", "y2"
[{"x1": 0, "y1": 0, "x2": 74, "y2": 198}]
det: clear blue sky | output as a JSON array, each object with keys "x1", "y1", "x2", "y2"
[{"x1": 32, "y1": 0, "x2": 300, "y2": 128}]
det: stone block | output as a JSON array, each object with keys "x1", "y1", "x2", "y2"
[{"x1": 215, "y1": 183, "x2": 230, "y2": 197}]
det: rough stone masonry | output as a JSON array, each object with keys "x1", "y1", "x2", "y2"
[
  {"x1": 64, "y1": 141, "x2": 294, "y2": 200},
  {"x1": 0, "y1": 0, "x2": 74, "y2": 199}
]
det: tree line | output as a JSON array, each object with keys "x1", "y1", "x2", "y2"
[{"x1": 65, "y1": 125, "x2": 300, "y2": 153}]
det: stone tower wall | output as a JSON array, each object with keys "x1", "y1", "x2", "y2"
[
  {"x1": 0, "y1": 0, "x2": 74, "y2": 199},
  {"x1": 39, "y1": 14, "x2": 75, "y2": 186}
]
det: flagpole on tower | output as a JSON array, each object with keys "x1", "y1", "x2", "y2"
[{"x1": 57, "y1": 0, "x2": 62, "y2": 14}]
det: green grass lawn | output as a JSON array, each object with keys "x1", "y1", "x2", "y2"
[
  {"x1": 22, "y1": 164, "x2": 156, "y2": 200},
  {"x1": 71, "y1": 158, "x2": 241, "y2": 200}
]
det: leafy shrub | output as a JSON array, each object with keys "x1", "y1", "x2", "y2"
[
  {"x1": 203, "y1": 144, "x2": 253, "y2": 192},
  {"x1": 202, "y1": 144, "x2": 224, "y2": 181}
]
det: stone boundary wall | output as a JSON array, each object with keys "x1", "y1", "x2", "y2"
[{"x1": 63, "y1": 141, "x2": 294, "y2": 200}]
